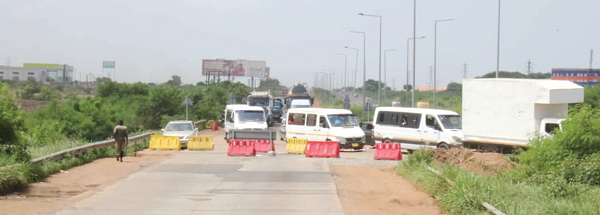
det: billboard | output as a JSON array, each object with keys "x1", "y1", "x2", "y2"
[
  {"x1": 103, "y1": 61, "x2": 115, "y2": 69},
  {"x1": 202, "y1": 59, "x2": 267, "y2": 77}
]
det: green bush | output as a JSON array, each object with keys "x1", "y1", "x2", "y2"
[{"x1": 407, "y1": 149, "x2": 434, "y2": 165}]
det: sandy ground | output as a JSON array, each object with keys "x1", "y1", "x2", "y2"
[
  {"x1": 331, "y1": 166, "x2": 445, "y2": 215},
  {"x1": 0, "y1": 150, "x2": 173, "y2": 215}
]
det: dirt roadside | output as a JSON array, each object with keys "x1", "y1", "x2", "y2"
[
  {"x1": 0, "y1": 150, "x2": 172, "y2": 215},
  {"x1": 331, "y1": 165, "x2": 445, "y2": 215}
]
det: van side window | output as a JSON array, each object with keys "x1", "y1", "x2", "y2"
[
  {"x1": 426, "y1": 114, "x2": 442, "y2": 131},
  {"x1": 289, "y1": 113, "x2": 306, "y2": 125},
  {"x1": 545, "y1": 123, "x2": 560, "y2": 135},
  {"x1": 306, "y1": 114, "x2": 317, "y2": 126},
  {"x1": 319, "y1": 115, "x2": 329, "y2": 128},
  {"x1": 226, "y1": 110, "x2": 233, "y2": 122},
  {"x1": 377, "y1": 111, "x2": 399, "y2": 126},
  {"x1": 402, "y1": 113, "x2": 421, "y2": 129}
]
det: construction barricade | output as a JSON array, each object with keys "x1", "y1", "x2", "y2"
[
  {"x1": 305, "y1": 141, "x2": 339, "y2": 158},
  {"x1": 286, "y1": 138, "x2": 307, "y2": 154},
  {"x1": 149, "y1": 135, "x2": 181, "y2": 151},
  {"x1": 188, "y1": 135, "x2": 214, "y2": 150},
  {"x1": 254, "y1": 140, "x2": 274, "y2": 152},
  {"x1": 227, "y1": 139, "x2": 256, "y2": 156},
  {"x1": 374, "y1": 142, "x2": 402, "y2": 160}
]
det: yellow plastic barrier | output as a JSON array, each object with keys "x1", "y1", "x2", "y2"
[
  {"x1": 188, "y1": 135, "x2": 214, "y2": 150},
  {"x1": 286, "y1": 138, "x2": 307, "y2": 154},
  {"x1": 205, "y1": 120, "x2": 215, "y2": 129},
  {"x1": 149, "y1": 135, "x2": 181, "y2": 151}
]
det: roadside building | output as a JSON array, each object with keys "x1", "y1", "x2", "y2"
[
  {"x1": 551, "y1": 68, "x2": 600, "y2": 86},
  {"x1": 23, "y1": 63, "x2": 74, "y2": 83},
  {"x1": 0, "y1": 65, "x2": 50, "y2": 82}
]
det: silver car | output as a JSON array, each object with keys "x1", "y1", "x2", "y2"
[{"x1": 161, "y1": 120, "x2": 198, "y2": 147}]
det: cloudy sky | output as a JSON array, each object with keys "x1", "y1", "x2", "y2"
[{"x1": 1, "y1": 0, "x2": 598, "y2": 88}]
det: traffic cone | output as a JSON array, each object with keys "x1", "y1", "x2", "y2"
[{"x1": 212, "y1": 121, "x2": 219, "y2": 131}]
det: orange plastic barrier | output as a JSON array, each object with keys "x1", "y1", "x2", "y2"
[
  {"x1": 254, "y1": 140, "x2": 274, "y2": 152},
  {"x1": 374, "y1": 142, "x2": 402, "y2": 160},
  {"x1": 227, "y1": 139, "x2": 256, "y2": 156},
  {"x1": 305, "y1": 141, "x2": 339, "y2": 158}
]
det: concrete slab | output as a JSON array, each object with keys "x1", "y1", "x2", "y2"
[{"x1": 54, "y1": 126, "x2": 345, "y2": 215}]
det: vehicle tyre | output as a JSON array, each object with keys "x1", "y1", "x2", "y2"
[
  {"x1": 383, "y1": 139, "x2": 392, "y2": 143},
  {"x1": 483, "y1": 145, "x2": 499, "y2": 153},
  {"x1": 437, "y1": 143, "x2": 450, "y2": 150},
  {"x1": 407, "y1": 149, "x2": 415, "y2": 154}
]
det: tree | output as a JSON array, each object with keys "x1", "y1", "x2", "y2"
[
  {"x1": 21, "y1": 79, "x2": 41, "y2": 99},
  {"x1": 0, "y1": 83, "x2": 24, "y2": 145},
  {"x1": 446, "y1": 82, "x2": 462, "y2": 91},
  {"x1": 403, "y1": 84, "x2": 413, "y2": 91},
  {"x1": 477, "y1": 71, "x2": 551, "y2": 79},
  {"x1": 166, "y1": 75, "x2": 182, "y2": 86},
  {"x1": 364, "y1": 79, "x2": 385, "y2": 92}
]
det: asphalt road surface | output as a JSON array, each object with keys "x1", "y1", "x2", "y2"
[{"x1": 54, "y1": 124, "x2": 345, "y2": 215}]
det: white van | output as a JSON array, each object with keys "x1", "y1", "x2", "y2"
[
  {"x1": 285, "y1": 108, "x2": 365, "y2": 150},
  {"x1": 223, "y1": 105, "x2": 268, "y2": 140},
  {"x1": 372, "y1": 107, "x2": 464, "y2": 150}
]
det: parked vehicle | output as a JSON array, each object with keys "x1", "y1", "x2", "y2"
[
  {"x1": 461, "y1": 79, "x2": 584, "y2": 152},
  {"x1": 247, "y1": 91, "x2": 274, "y2": 127},
  {"x1": 372, "y1": 107, "x2": 463, "y2": 151},
  {"x1": 286, "y1": 108, "x2": 365, "y2": 150},
  {"x1": 161, "y1": 120, "x2": 198, "y2": 148},
  {"x1": 272, "y1": 98, "x2": 284, "y2": 122},
  {"x1": 359, "y1": 121, "x2": 375, "y2": 146},
  {"x1": 223, "y1": 105, "x2": 268, "y2": 140}
]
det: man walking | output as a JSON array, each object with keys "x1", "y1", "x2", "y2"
[{"x1": 113, "y1": 120, "x2": 128, "y2": 162}]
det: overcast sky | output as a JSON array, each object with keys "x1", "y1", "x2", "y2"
[{"x1": 1, "y1": 0, "x2": 599, "y2": 88}]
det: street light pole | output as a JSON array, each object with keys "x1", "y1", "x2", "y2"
[
  {"x1": 433, "y1": 19, "x2": 454, "y2": 109},
  {"x1": 337, "y1": 53, "x2": 347, "y2": 92},
  {"x1": 496, "y1": 0, "x2": 501, "y2": 78},
  {"x1": 406, "y1": 36, "x2": 425, "y2": 107},
  {"x1": 345, "y1": 46, "x2": 359, "y2": 95},
  {"x1": 350, "y1": 31, "x2": 366, "y2": 118},
  {"x1": 384, "y1": 49, "x2": 397, "y2": 104},
  {"x1": 412, "y1": 0, "x2": 417, "y2": 108},
  {"x1": 359, "y1": 13, "x2": 383, "y2": 106}
]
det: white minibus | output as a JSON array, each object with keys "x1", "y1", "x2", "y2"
[
  {"x1": 286, "y1": 108, "x2": 365, "y2": 150},
  {"x1": 372, "y1": 107, "x2": 463, "y2": 151},
  {"x1": 223, "y1": 105, "x2": 268, "y2": 140}
]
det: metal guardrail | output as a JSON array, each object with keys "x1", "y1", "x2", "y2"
[
  {"x1": 229, "y1": 129, "x2": 277, "y2": 141},
  {"x1": 29, "y1": 132, "x2": 153, "y2": 164}
]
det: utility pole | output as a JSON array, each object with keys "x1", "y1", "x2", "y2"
[
  {"x1": 525, "y1": 59, "x2": 533, "y2": 75},
  {"x1": 591, "y1": 49, "x2": 594, "y2": 71},
  {"x1": 6, "y1": 56, "x2": 10, "y2": 66},
  {"x1": 463, "y1": 63, "x2": 467, "y2": 79}
]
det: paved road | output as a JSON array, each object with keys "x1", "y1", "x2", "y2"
[{"x1": 55, "y1": 125, "x2": 344, "y2": 215}]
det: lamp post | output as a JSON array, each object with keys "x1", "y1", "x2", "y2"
[
  {"x1": 336, "y1": 53, "x2": 347, "y2": 92},
  {"x1": 412, "y1": 0, "x2": 418, "y2": 107},
  {"x1": 496, "y1": 0, "x2": 501, "y2": 78},
  {"x1": 350, "y1": 31, "x2": 366, "y2": 117},
  {"x1": 433, "y1": 19, "x2": 454, "y2": 109},
  {"x1": 345, "y1": 46, "x2": 359, "y2": 95},
  {"x1": 406, "y1": 36, "x2": 425, "y2": 107},
  {"x1": 384, "y1": 49, "x2": 396, "y2": 104},
  {"x1": 359, "y1": 13, "x2": 382, "y2": 106}
]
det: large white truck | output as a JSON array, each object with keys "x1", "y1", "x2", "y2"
[{"x1": 461, "y1": 79, "x2": 584, "y2": 153}]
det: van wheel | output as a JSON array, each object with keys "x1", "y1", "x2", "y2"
[
  {"x1": 407, "y1": 149, "x2": 415, "y2": 154},
  {"x1": 383, "y1": 139, "x2": 392, "y2": 143},
  {"x1": 437, "y1": 143, "x2": 450, "y2": 150}
]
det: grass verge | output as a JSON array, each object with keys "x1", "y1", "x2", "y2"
[
  {"x1": 396, "y1": 149, "x2": 600, "y2": 215},
  {"x1": 0, "y1": 139, "x2": 149, "y2": 195}
]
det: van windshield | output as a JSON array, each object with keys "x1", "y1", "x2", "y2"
[
  {"x1": 236, "y1": 110, "x2": 265, "y2": 123},
  {"x1": 439, "y1": 115, "x2": 462, "y2": 129},
  {"x1": 248, "y1": 98, "x2": 270, "y2": 107},
  {"x1": 327, "y1": 114, "x2": 359, "y2": 127}
]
